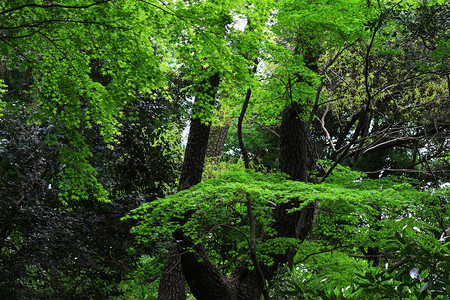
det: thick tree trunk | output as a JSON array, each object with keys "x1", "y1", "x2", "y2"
[
  {"x1": 160, "y1": 103, "x2": 318, "y2": 299},
  {"x1": 157, "y1": 243, "x2": 186, "y2": 300},
  {"x1": 179, "y1": 102, "x2": 318, "y2": 300},
  {"x1": 157, "y1": 72, "x2": 220, "y2": 300},
  {"x1": 178, "y1": 116, "x2": 214, "y2": 191},
  {"x1": 279, "y1": 103, "x2": 316, "y2": 183},
  {"x1": 159, "y1": 84, "x2": 318, "y2": 299},
  {"x1": 175, "y1": 235, "x2": 234, "y2": 300},
  {"x1": 278, "y1": 102, "x2": 317, "y2": 267},
  {"x1": 179, "y1": 72, "x2": 221, "y2": 190},
  {"x1": 206, "y1": 124, "x2": 229, "y2": 158}
]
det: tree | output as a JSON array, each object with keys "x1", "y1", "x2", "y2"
[
  {"x1": 130, "y1": 1, "x2": 449, "y2": 299},
  {"x1": 1, "y1": 0, "x2": 167, "y2": 201},
  {"x1": 1, "y1": 0, "x2": 449, "y2": 299},
  {"x1": 0, "y1": 57, "x2": 187, "y2": 297}
]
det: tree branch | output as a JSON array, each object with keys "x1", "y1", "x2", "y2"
[
  {"x1": 0, "y1": 1, "x2": 112, "y2": 15},
  {"x1": 246, "y1": 193, "x2": 270, "y2": 300},
  {"x1": 0, "y1": 19, "x2": 123, "y2": 31}
]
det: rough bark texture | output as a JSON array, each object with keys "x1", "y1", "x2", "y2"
[
  {"x1": 278, "y1": 102, "x2": 317, "y2": 267},
  {"x1": 188, "y1": 101, "x2": 318, "y2": 300},
  {"x1": 175, "y1": 237, "x2": 233, "y2": 300},
  {"x1": 157, "y1": 72, "x2": 220, "y2": 300},
  {"x1": 157, "y1": 243, "x2": 186, "y2": 300},
  {"x1": 238, "y1": 88, "x2": 252, "y2": 169},
  {"x1": 178, "y1": 116, "x2": 213, "y2": 191},
  {"x1": 206, "y1": 124, "x2": 229, "y2": 158},
  {"x1": 159, "y1": 80, "x2": 318, "y2": 299},
  {"x1": 279, "y1": 103, "x2": 316, "y2": 183},
  {"x1": 178, "y1": 72, "x2": 221, "y2": 190}
]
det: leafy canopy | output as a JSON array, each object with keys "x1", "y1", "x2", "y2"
[{"x1": 126, "y1": 164, "x2": 443, "y2": 269}]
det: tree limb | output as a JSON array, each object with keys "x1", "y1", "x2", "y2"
[{"x1": 0, "y1": 1, "x2": 112, "y2": 15}]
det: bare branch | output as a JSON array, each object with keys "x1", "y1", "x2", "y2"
[{"x1": 319, "y1": 103, "x2": 337, "y2": 152}]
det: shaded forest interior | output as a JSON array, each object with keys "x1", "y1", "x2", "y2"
[{"x1": 0, "y1": 0, "x2": 449, "y2": 299}]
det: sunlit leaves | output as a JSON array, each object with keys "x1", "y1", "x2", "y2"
[
  {"x1": 126, "y1": 164, "x2": 444, "y2": 273},
  {"x1": 1, "y1": 0, "x2": 166, "y2": 201}
]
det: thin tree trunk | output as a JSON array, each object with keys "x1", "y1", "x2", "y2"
[
  {"x1": 238, "y1": 88, "x2": 252, "y2": 169},
  {"x1": 237, "y1": 61, "x2": 258, "y2": 169}
]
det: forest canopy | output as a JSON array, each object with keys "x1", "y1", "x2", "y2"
[{"x1": 0, "y1": 0, "x2": 449, "y2": 299}]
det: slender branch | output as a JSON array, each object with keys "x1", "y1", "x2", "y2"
[
  {"x1": 0, "y1": 38, "x2": 36, "y2": 63},
  {"x1": 246, "y1": 193, "x2": 270, "y2": 300},
  {"x1": 0, "y1": 1, "x2": 112, "y2": 15},
  {"x1": 0, "y1": 19, "x2": 123, "y2": 31},
  {"x1": 447, "y1": 73, "x2": 450, "y2": 101},
  {"x1": 0, "y1": 31, "x2": 40, "y2": 40},
  {"x1": 238, "y1": 87, "x2": 252, "y2": 169},
  {"x1": 319, "y1": 103, "x2": 336, "y2": 152},
  {"x1": 364, "y1": 168, "x2": 448, "y2": 176},
  {"x1": 321, "y1": 25, "x2": 382, "y2": 181},
  {"x1": 349, "y1": 251, "x2": 397, "y2": 259},
  {"x1": 238, "y1": 58, "x2": 258, "y2": 169},
  {"x1": 199, "y1": 224, "x2": 250, "y2": 247},
  {"x1": 387, "y1": 258, "x2": 408, "y2": 274},
  {"x1": 360, "y1": 136, "x2": 415, "y2": 155},
  {"x1": 37, "y1": 31, "x2": 88, "y2": 87},
  {"x1": 295, "y1": 245, "x2": 348, "y2": 265},
  {"x1": 309, "y1": 82, "x2": 323, "y2": 125}
]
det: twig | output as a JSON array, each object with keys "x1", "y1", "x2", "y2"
[{"x1": 0, "y1": 1, "x2": 112, "y2": 15}]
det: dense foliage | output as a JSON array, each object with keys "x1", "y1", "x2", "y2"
[
  {"x1": 0, "y1": 0, "x2": 449, "y2": 299},
  {"x1": 128, "y1": 165, "x2": 449, "y2": 298}
]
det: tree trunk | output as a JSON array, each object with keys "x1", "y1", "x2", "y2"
[
  {"x1": 180, "y1": 102, "x2": 318, "y2": 300},
  {"x1": 157, "y1": 243, "x2": 186, "y2": 300},
  {"x1": 238, "y1": 88, "x2": 252, "y2": 169},
  {"x1": 278, "y1": 102, "x2": 317, "y2": 268},
  {"x1": 158, "y1": 83, "x2": 318, "y2": 299},
  {"x1": 178, "y1": 116, "x2": 214, "y2": 191},
  {"x1": 157, "y1": 72, "x2": 220, "y2": 300},
  {"x1": 279, "y1": 103, "x2": 316, "y2": 183},
  {"x1": 206, "y1": 124, "x2": 229, "y2": 158}
]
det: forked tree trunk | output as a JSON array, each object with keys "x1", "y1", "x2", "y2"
[{"x1": 158, "y1": 102, "x2": 317, "y2": 299}]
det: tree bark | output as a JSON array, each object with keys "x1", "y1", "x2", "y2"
[
  {"x1": 178, "y1": 72, "x2": 221, "y2": 190},
  {"x1": 157, "y1": 243, "x2": 186, "y2": 300},
  {"x1": 206, "y1": 124, "x2": 229, "y2": 158},
  {"x1": 178, "y1": 116, "x2": 214, "y2": 191},
  {"x1": 159, "y1": 66, "x2": 319, "y2": 300},
  {"x1": 238, "y1": 88, "x2": 252, "y2": 169},
  {"x1": 278, "y1": 102, "x2": 317, "y2": 268},
  {"x1": 157, "y1": 72, "x2": 220, "y2": 300},
  {"x1": 279, "y1": 103, "x2": 316, "y2": 183},
  {"x1": 160, "y1": 101, "x2": 318, "y2": 300},
  {"x1": 157, "y1": 105, "x2": 319, "y2": 300}
]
